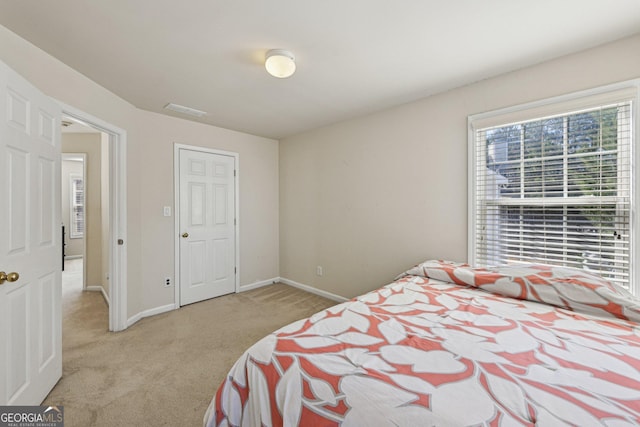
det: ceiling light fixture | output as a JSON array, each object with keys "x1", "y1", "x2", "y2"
[{"x1": 265, "y1": 49, "x2": 296, "y2": 78}]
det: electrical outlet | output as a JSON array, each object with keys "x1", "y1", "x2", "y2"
[
  {"x1": 164, "y1": 277, "x2": 171, "y2": 287},
  {"x1": 316, "y1": 266, "x2": 323, "y2": 276}
]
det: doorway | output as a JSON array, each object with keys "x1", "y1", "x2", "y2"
[
  {"x1": 59, "y1": 102, "x2": 128, "y2": 332},
  {"x1": 61, "y1": 119, "x2": 110, "y2": 310}
]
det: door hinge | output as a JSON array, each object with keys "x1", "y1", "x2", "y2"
[
  {"x1": 234, "y1": 218, "x2": 236, "y2": 226},
  {"x1": 234, "y1": 169, "x2": 236, "y2": 177},
  {"x1": 234, "y1": 267, "x2": 237, "y2": 274}
]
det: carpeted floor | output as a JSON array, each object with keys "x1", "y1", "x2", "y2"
[{"x1": 44, "y1": 260, "x2": 336, "y2": 426}]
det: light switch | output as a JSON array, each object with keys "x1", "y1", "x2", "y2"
[{"x1": 163, "y1": 206, "x2": 171, "y2": 217}]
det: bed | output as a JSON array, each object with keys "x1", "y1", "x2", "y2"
[{"x1": 204, "y1": 260, "x2": 640, "y2": 426}]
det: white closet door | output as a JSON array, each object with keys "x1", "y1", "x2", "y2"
[{"x1": 179, "y1": 148, "x2": 236, "y2": 306}]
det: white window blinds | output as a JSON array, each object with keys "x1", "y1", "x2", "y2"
[
  {"x1": 70, "y1": 174, "x2": 84, "y2": 239},
  {"x1": 470, "y1": 89, "x2": 635, "y2": 290}
]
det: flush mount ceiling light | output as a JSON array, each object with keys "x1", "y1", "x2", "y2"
[{"x1": 265, "y1": 49, "x2": 296, "y2": 78}]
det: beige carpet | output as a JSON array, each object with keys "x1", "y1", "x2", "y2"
[{"x1": 44, "y1": 260, "x2": 336, "y2": 426}]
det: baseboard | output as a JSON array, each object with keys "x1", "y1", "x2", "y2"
[
  {"x1": 124, "y1": 279, "x2": 345, "y2": 328},
  {"x1": 279, "y1": 277, "x2": 349, "y2": 303},
  {"x1": 86, "y1": 285, "x2": 110, "y2": 306},
  {"x1": 127, "y1": 303, "x2": 175, "y2": 328},
  {"x1": 64, "y1": 255, "x2": 83, "y2": 260},
  {"x1": 239, "y1": 277, "x2": 278, "y2": 292}
]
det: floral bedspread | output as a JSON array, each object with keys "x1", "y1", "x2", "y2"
[{"x1": 205, "y1": 261, "x2": 640, "y2": 426}]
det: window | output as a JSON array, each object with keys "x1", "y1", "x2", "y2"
[
  {"x1": 70, "y1": 174, "x2": 84, "y2": 239},
  {"x1": 469, "y1": 83, "x2": 637, "y2": 292}
]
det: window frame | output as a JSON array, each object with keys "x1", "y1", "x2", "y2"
[{"x1": 468, "y1": 80, "x2": 639, "y2": 295}]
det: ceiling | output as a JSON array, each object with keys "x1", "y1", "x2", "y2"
[{"x1": 1, "y1": 1, "x2": 639, "y2": 139}]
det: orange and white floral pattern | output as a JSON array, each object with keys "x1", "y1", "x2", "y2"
[
  {"x1": 401, "y1": 260, "x2": 640, "y2": 322},
  {"x1": 206, "y1": 261, "x2": 640, "y2": 426}
]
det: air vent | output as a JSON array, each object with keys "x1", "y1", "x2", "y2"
[{"x1": 164, "y1": 103, "x2": 207, "y2": 118}]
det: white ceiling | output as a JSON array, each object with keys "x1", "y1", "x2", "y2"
[{"x1": 1, "y1": 1, "x2": 639, "y2": 139}]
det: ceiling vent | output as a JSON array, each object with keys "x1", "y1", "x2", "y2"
[{"x1": 164, "y1": 103, "x2": 207, "y2": 118}]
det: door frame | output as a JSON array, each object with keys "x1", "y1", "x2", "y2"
[
  {"x1": 58, "y1": 101, "x2": 128, "y2": 332},
  {"x1": 61, "y1": 152, "x2": 88, "y2": 289},
  {"x1": 173, "y1": 143, "x2": 240, "y2": 308}
]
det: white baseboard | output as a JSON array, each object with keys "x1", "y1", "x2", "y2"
[
  {"x1": 239, "y1": 277, "x2": 278, "y2": 292},
  {"x1": 127, "y1": 303, "x2": 175, "y2": 328},
  {"x1": 124, "y1": 278, "x2": 345, "y2": 329},
  {"x1": 86, "y1": 285, "x2": 110, "y2": 306},
  {"x1": 279, "y1": 277, "x2": 348, "y2": 303}
]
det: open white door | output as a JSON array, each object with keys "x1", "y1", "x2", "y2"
[
  {"x1": 179, "y1": 148, "x2": 236, "y2": 306},
  {"x1": 0, "y1": 60, "x2": 62, "y2": 405}
]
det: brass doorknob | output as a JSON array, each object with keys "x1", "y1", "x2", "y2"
[
  {"x1": 0, "y1": 271, "x2": 19, "y2": 285},
  {"x1": 181, "y1": 232, "x2": 189, "y2": 238}
]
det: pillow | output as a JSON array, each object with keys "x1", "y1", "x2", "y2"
[{"x1": 400, "y1": 260, "x2": 640, "y2": 323}]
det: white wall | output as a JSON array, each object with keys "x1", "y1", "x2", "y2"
[
  {"x1": 280, "y1": 34, "x2": 640, "y2": 298},
  {"x1": 4, "y1": 22, "x2": 638, "y2": 313},
  {"x1": 0, "y1": 24, "x2": 279, "y2": 319},
  {"x1": 135, "y1": 109, "x2": 279, "y2": 310}
]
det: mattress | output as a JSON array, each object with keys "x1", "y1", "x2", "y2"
[{"x1": 205, "y1": 260, "x2": 640, "y2": 426}]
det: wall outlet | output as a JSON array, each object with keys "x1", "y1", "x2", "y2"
[
  {"x1": 164, "y1": 277, "x2": 171, "y2": 287},
  {"x1": 316, "y1": 266, "x2": 323, "y2": 276}
]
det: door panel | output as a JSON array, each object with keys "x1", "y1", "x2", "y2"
[
  {"x1": 0, "y1": 60, "x2": 62, "y2": 405},
  {"x1": 188, "y1": 240, "x2": 206, "y2": 286},
  {"x1": 39, "y1": 157, "x2": 56, "y2": 246},
  {"x1": 179, "y1": 149, "x2": 236, "y2": 306},
  {"x1": 8, "y1": 286, "x2": 28, "y2": 399},
  {"x1": 7, "y1": 88, "x2": 29, "y2": 130},
  {"x1": 38, "y1": 110, "x2": 56, "y2": 145},
  {"x1": 189, "y1": 182, "x2": 205, "y2": 226},
  {"x1": 214, "y1": 185, "x2": 227, "y2": 224},
  {"x1": 38, "y1": 273, "x2": 56, "y2": 368},
  {"x1": 8, "y1": 148, "x2": 28, "y2": 254},
  {"x1": 212, "y1": 239, "x2": 229, "y2": 281}
]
